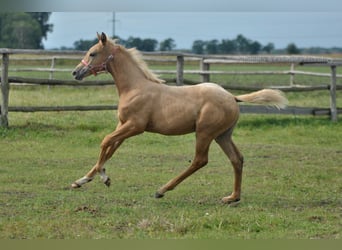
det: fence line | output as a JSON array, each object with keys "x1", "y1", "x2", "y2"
[
  {"x1": 1, "y1": 49, "x2": 342, "y2": 127},
  {"x1": 5, "y1": 104, "x2": 341, "y2": 117},
  {"x1": 4, "y1": 76, "x2": 342, "y2": 92}
]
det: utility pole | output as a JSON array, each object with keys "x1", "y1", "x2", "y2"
[{"x1": 111, "y1": 12, "x2": 118, "y2": 38}]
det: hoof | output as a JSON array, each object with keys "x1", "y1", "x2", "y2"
[
  {"x1": 71, "y1": 182, "x2": 81, "y2": 189},
  {"x1": 155, "y1": 192, "x2": 164, "y2": 199},
  {"x1": 227, "y1": 199, "x2": 241, "y2": 207},
  {"x1": 222, "y1": 197, "x2": 241, "y2": 205},
  {"x1": 104, "y1": 177, "x2": 111, "y2": 187}
]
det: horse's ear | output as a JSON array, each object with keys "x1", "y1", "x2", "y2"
[
  {"x1": 97, "y1": 32, "x2": 101, "y2": 41},
  {"x1": 100, "y1": 32, "x2": 107, "y2": 45}
]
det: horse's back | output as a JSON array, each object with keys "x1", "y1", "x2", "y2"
[{"x1": 146, "y1": 82, "x2": 239, "y2": 135}]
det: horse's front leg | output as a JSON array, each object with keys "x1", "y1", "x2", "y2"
[
  {"x1": 71, "y1": 140, "x2": 123, "y2": 188},
  {"x1": 71, "y1": 120, "x2": 142, "y2": 188}
]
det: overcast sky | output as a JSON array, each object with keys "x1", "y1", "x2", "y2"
[
  {"x1": 1, "y1": 0, "x2": 340, "y2": 50},
  {"x1": 42, "y1": 12, "x2": 342, "y2": 50},
  {"x1": 3, "y1": 0, "x2": 336, "y2": 50}
]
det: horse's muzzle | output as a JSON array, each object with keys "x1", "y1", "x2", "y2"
[{"x1": 72, "y1": 66, "x2": 88, "y2": 81}]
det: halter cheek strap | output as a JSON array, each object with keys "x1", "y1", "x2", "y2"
[
  {"x1": 81, "y1": 59, "x2": 98, "y2": 76},
  {"x1": 81, "y1": 54, "x2": 114, "y2": 76}
]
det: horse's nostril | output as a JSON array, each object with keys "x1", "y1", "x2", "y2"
[{"x1": 72, "y1": 71, "x2": 76, "y2": 76}]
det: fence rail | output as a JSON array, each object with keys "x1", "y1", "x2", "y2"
[
  {"x1": 6, "y1": 105, "x2": 341, "y2": 117},
  {"x1": 1, "y1": 49, "x2": 342, "y2": 127}
]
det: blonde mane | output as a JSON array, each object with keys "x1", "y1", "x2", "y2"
[{"x1": 113, "y1": 40, "x2": 165, "y2": 84}]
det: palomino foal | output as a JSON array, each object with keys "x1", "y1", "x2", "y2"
[{"x1": 72, "y1": 33, "x2": 288, "y2": 204}]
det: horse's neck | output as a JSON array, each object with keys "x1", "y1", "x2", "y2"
[{"x1": 108, "y1": 52, "x2": 146, "y2": 96}]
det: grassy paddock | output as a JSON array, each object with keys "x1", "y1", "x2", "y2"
[
  {"x1": 0, "y1": 84, "x2": 341, "y2": 239},
  {"x1": 0, "y1": 58, "x2": 341, "y2": 239}
]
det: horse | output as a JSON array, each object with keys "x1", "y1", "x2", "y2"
[{"x1": 72, "y1": 32, "x2": 288, "y2": 204}]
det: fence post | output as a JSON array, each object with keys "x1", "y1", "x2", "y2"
[
  {"x1": 1, "y1": 53, "x2": 10, "y2": 128},
  {"x1": 50, "y1": 56, "x2": 56, "y2": 80},
  {"x1": 290, "y1": 63, "x2": 295, "y2": 86},
  {"x1": 176, "y1": 55, "x2": 184, "y2": 86},
  {"x1": 330, "y1": 65, "x2": 337, "y2": 122},
  {"x1": 200, "y1": 58, "x2": 210, "y2": 82}
]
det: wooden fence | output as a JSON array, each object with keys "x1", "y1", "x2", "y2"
[{"x1": 1, "y1": 48, "x2": 342, "y2": 128}]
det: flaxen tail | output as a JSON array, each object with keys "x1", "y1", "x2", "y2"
[{"x1": 235, "y1": 89, "x2": 288, "y2": 109}]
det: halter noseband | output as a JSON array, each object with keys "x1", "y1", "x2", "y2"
[{"x1": 81, "y1": 54, "x2": 114, "y2": 76}]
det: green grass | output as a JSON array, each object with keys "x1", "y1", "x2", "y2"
[
  {"x1": 0, "y1": 59, "x2": 341, "y2": 239},
  {"x1": 1, "y1": 89, "x2": 341, "y2": 239}
]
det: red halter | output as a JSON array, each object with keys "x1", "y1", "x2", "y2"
[{"x1": 81, "y1": 54, "x2": 114, "y2": 76}]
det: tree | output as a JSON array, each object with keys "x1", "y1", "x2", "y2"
[
  {"x1": 124, "y1": 36, "x2": 158, "y2": 51},
  {"x1": 73, "y1": 38, "x2": 98, "y2": 51},
  {"x1": 235, "y1": 34, "x2": 251, "y2": 54},
  {"x1": 249, "y1": 41, "x2": 262, "y2": 55},
  {"x1": 1, "y1": 13, "x2": 41, "y2": 49},
  {"x1": 192, "y1": 40, "x2": 206, "y2": 54},
  {"x1": 28, "y1": 12, "x2": 53, "y2": 47},
  {"x1": 125, "y1": 36, "x2": 142, "y2": 49},
  {"x1": 0, "y1": 12, "x2": 52, "y2": 49},
  {"x1": 159, "y1": 38, "x2": 176, "y2": 51},
  {"x1": 286, "y1": 43, "x2": 301, "y2": 54},
  {"x1": 262, "y1": 42, "x2": 275, "y2": 54},
  {"x1": 206, "y1": 39, "x2": 219, "y2": 54},
  {"x1": 142, "y1": 38, "x2": 158, "y2": 51},
  {"x1": 218, "y1": 39, "x2": 237, "y2": 54}
]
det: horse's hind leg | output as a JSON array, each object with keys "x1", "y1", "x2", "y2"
[
  {"x1": 155, "y1": 134, "x2": 212, "y2": 198},
  {"x1": 215, "y1": 129, "x2": 244, "y2": 204}
]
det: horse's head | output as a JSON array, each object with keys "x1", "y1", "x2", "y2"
[{"x1": 72, "y1": 32, "x2": 114, "y2": 80}]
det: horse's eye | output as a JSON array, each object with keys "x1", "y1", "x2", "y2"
[{"x1": 89, "y1": 52, "x2": 96, "y2": 57}]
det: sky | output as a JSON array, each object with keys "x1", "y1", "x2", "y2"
[
  {"x1": 2, "y1": 0, "x2": 339, "y2": 50},
  {"x1": 43, "y1": 12, "x2": 342, "y2": 50}
]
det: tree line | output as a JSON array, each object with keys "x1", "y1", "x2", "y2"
[
  {"x1": 191, "y1": 34, "x2": 275, "y2": 54},
  {"x1": 72, "y1": 35, "x2": 307, "y2": 55},
  {"x1": 73, "y1": 36, "x2": 176, "y2": 52},
  {"x1": 68, "y1": 36, "x2": 342, "y2": 55}
]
